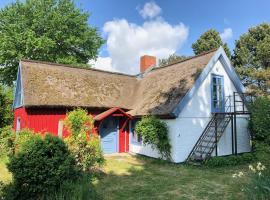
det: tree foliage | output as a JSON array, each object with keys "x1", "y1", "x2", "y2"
[
  {"x1": 232, "y1": 23, "x2": 270, "y2": 96},
  {"x1": 135, "y1": 116, "x2": 171, "y2": 160},
  {"x1": 0, "y1": 0, "x2": 104, "y2": 85},
  {"x1": 0, "y1": 84, "x2": 13, "y2": 127},
  {"x1": 158, "y1": 54, "x2": 190, "y2": 67},
  {"x1": 249, "y1": 96, "x2": 270, "y2": 145},
  {"x1": 192, "y1": 29, "x2": 231, "y2": 57}
]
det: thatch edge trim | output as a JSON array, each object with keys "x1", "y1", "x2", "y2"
[{"x1": 20, "y1": 59, "x2": 137, "y2": 78}]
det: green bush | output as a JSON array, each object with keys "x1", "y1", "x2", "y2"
[
  {"x1": 135, "y1": 116, "x2": 171, "y2": 159},
  {"x1": 7, "y1": 134, "x2": 78, "y2": 200},
  {"x1": 14, "y1": 128, "x2": 39, "y2": 154},
  {"x1": 205, "y1": 153, "x2": 256, "y2": 167},
  {"x1": 64, "y1": 108, "x2": 104, "y2": 172},
  {"x1": 249, "y1": 96, "x2": 270, "y2": 144},
  {"x1": 65, "y1": 133, "x2": 105, "y2": 172},
  {"x1": 64, "y1": 108, "x2": 94, "y2": 137},
  {"x1": 0, "y1": 126, "x2": 15, "y2": 156}
]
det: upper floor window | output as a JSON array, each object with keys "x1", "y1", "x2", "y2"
[{"x1": 211, "y1": 74, "x2": 225, "y2": 113}]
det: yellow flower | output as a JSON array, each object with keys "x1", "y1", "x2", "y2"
[{"x1": 238, "y1": 172, "x2": 244, "y2": 177}]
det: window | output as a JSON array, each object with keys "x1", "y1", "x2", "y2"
[
  {"x1": 131, "y1": 120, "x2": 142, "y2": 144},
  {"x1": 16, "y1": 117, "x2": 21, "y2": 135},
  {"x1": 58, "y1": 120, "x2": 64, "y2": 138},
  {"x1": 211, "y1": 75, "x2": 224, "y2": 113}
]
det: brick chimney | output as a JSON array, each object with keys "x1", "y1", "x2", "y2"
[{"x1": 140, "y1": 55, "x2": 156, "y2": 73}]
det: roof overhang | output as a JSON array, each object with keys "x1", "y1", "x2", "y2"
[{"x1": 94, "y1": 107, "x2": 133, "y2": 121}]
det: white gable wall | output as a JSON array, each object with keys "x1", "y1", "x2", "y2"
[{"x1": 129, "y1": 58, "x2": 251, "y2": 163}]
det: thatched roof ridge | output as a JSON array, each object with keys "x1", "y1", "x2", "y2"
[{"x1": 19, "y1": 49, "x2": 217, "y2": 117}]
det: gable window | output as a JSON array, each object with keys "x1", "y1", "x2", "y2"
[{"x1": 211, "y1": 74, "x2": 225, "y2": 113}]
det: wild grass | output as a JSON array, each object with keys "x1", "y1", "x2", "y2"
[
  {"x1": 0, "y1": 153, "x2": 260, "y2": 200},
  {"x1": 0, "y1": 155, "x2": 11, "y2": 183},
  {"x1": 93, "y1": 154, "x2": 250, "y2": 200}
]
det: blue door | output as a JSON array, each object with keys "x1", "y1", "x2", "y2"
[
  {"x1": 211, "y1": 74, "x2": 225, "y2": 113},
  {"x1": 100, "y1": 117, "x2": 118, "y2": 154}
]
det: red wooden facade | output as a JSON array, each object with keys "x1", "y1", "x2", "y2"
[{"x1": 14, "y1": 107, "x2": 131, "y2": 153}]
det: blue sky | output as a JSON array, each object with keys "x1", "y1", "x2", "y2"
[{"x1": 1, "y1": 0, "x2": 270, "y2": 74}]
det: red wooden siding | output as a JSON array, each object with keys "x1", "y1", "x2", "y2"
[
  {"x1": 14, "y1": 107, "x2": 130, "y2": 153},
  {"x1": 14, "y1": 107, "x2": 101, "y2": 137}
]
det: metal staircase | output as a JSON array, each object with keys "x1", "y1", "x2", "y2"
[
  {"x1": 186, "y1": 96, "x2": 233, "y2": 164},
  {"x1": 186, "y1": 92, "x2": 252, "y2": 164}
]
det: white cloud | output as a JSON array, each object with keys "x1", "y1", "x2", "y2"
[
  {"x1": 92, "y1": 18, "x2": 188, "y2": 74},
  {"x1": 220, "y1": 28, "x2": 233, "y2": 42},
  {"x1": 89, "y1": 57, "x2": 115, "y2": 72},
  {"x1": 138, "y1": 1, "x2": 161, "y2": 19}
]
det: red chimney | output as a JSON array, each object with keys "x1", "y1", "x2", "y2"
[{"x1": 140, "y1": 55, "x2": 156, "y2": 73}]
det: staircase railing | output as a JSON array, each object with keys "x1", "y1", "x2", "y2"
[{"x1": 186, "y1": 96, "x2": 233, "y2": 163}]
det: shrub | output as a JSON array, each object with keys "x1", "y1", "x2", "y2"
[
  {"x1": 205, "y1": 153, "x2": 256, "y2": 167},
  {"x1": 14, "y1": 128, "x2": 38, "y2": 154},
  {"x1": 64, "y1": 108, "x2": 93, "y2": 137},
  {"x1": 249, "y1": 96, "x2": 270, "y2": 144},
  {"x1": 7, "y1": 134, "x2": 78, "y2": 200},
  {"x1": 0, "y1": 126, "x2": 15, "y2": 156},
  {"x1": 64, "y1": 108, "x2": 104, "y2": 171},
  {"x1": 65, "y1": 133, "x2": 104, "y2": 172},
  {"x1": 135, "y1": 116, "x2": 171, "y2": 159}
]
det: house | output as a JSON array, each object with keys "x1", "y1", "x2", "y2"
[{"x1": 13, "y1": 46, "x2": 251, "y2": 163}]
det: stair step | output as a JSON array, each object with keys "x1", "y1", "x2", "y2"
[
  {"x1": 194, "y1": 150, "x2": 211, "y2": 155},
  {"x1": 197, "y1": 145, "x2": 214, "y2": 149}
]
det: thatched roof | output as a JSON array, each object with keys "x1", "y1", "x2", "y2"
[{"x1": 20, "y1": 49, "x2": 216, "y2": 117}]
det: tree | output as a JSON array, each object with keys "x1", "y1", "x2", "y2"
[
  {"x1": 232, "y1": 23, "x2": 270, "y2": 96},
  {"x1": 192, "y1": 29, "x2": 231, "y2": 57},
  {"x1": 0, "y1": 0, "x2": 104, "y2": 85},
  {"x1": 0, "y1": 84, "x2": 13, "y2": 128},
  {"x1": 158, "y1": 54, "x2": 190, "y2": 67}
]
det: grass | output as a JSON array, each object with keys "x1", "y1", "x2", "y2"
[
  {"x1": 93, "y1": 154, "x2": 250, "y2": 200},
  {"x1": 0, "y1": 154, "x2": 252, "y2": 200},
  {"x1": 0, "y1": 155, "x2": 11, "y2": 183}
]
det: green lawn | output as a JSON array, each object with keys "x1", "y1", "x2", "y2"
[
  {"x1": 0, "y1": 156, "x2": 11, "y2": 184},
  {"x1": 93, "y1": 154, "x2": 250, "y2": 200},
  {"x1": 0, "y1": 154, "x2": 250, "y2": 200}
]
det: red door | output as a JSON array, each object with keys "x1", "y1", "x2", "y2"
[{"x1": 119, "y1": 118, "x2": 129, "y2": 153}]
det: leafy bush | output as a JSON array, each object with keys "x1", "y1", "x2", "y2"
[
  {"x1": 65, "y1": 134, "x2": 104, "y2": 171},
  {"x1": 135, "y1": 116, "x2": 171, "y2": 159},
  {"x1": 64, "y1": 108, "x2": 104, "y2": 171},
  {"x1": 0, "y1": 126, "x2": 15, "y2": 156},
  {"x1": 6, "y1": 134, "x2": 78, "y2": 200},
  {"x1": 249, "y1": 96, "x2": 270, "y2": 144},
  {"x1": 205, "y1": 153, "x2": 256, "y2": 167},
  {"x1": 14, "y1": 128, "x2": 38, "y2": 154},
  {"x1": 64, "y1": 108, "x2": 94, "y2": 137},
  {"x1": 253, "y1": 142, "x2": 270, "y2": 166}
]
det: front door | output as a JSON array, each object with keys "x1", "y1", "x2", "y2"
[
  {"x1": 100, "y1": 117, "x2": 118, "y2": 154},
  {"x1": 211, "y1": 74, "x2": 225, "y2": 113}
]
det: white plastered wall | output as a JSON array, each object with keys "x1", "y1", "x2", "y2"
[{"x1": 129, "y1": 58, "x2": 251, "y2": 163}]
